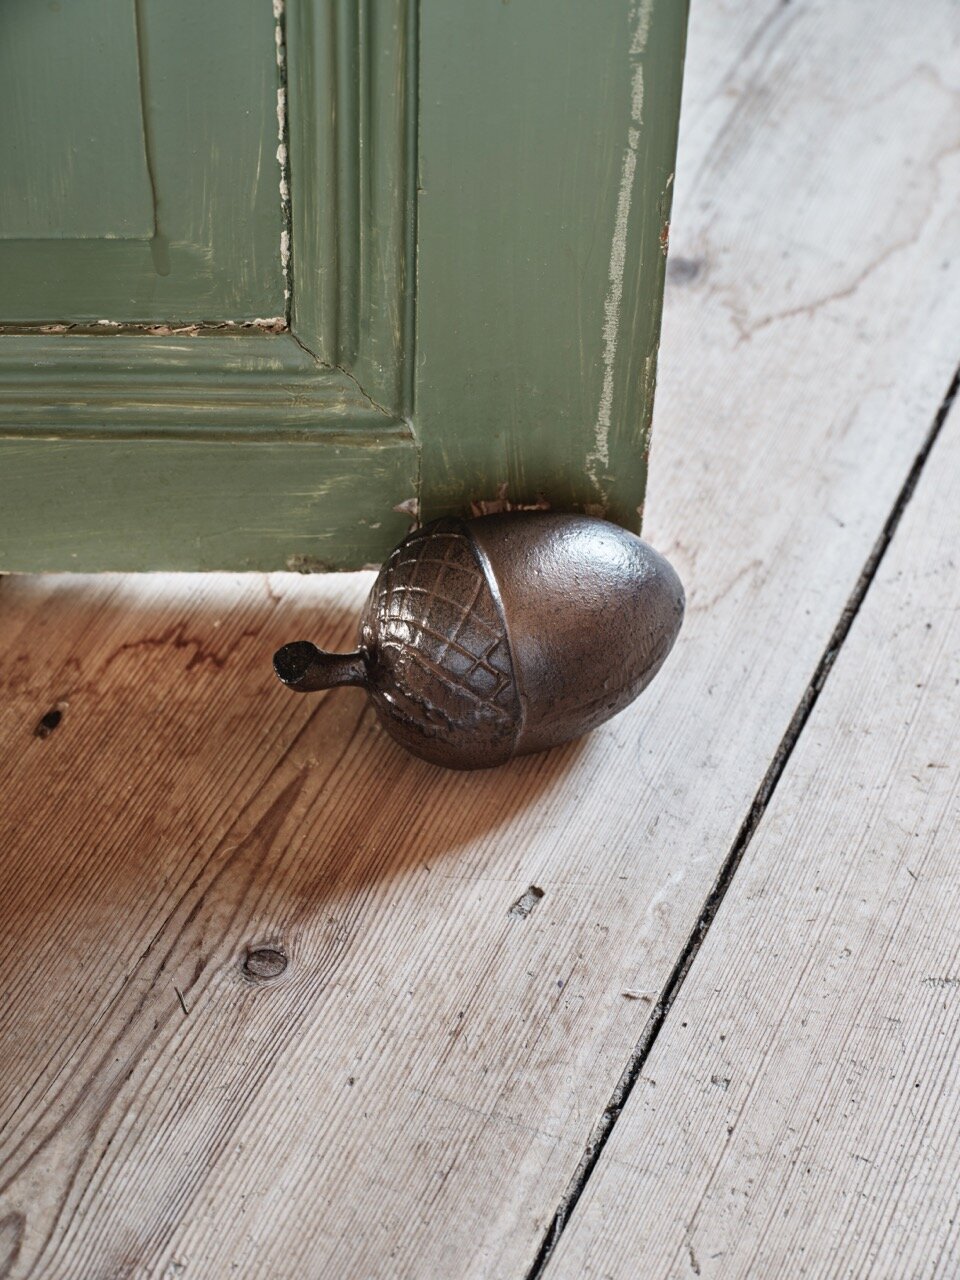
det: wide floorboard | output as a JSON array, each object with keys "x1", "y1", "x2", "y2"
[
  {"x1": 1, "y1": 0, "x2": 959, "y2": 1276},
  {"x1": 550, "y1": 398, "x2": 960, "y2": 1279}
]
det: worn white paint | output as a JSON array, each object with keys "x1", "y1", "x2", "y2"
[
  {"x1": 588, "y1": 0, "x2": 654, "y2": 493},
  {"x1": 274, "y1": 0, "x2": 291, "y2": 303}
]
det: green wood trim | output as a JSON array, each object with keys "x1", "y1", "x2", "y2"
[
  {"x1": 0, "y1": 334, "x2": 397, "y2": 436},
  {"x1": 286, "y1": 0, "x2": 418, "y2": 416},
  {"x1": 0, "y1": 329, "x2": 417, "y2": 570},
  {"x1": 414, "y1": 0, "x2": 689, "y2": 532},
  {"x1": 0, "y1": 241, "x2": 274, "y2": 327},
  {"x1": 0, "y1": 432, "x2": 417, "y2": 572}
]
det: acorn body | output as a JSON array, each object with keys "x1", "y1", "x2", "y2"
[{"x1": 274, "y1": 512, "x2": 684, "y2": 770}]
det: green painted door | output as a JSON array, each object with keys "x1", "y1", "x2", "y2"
[{"x1": 0, "y1": 0, "x2": 688, "y2": 571}]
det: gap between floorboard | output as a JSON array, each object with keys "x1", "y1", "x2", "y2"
[{"x1": 523, "y1": 358, "x2": 960, "y2": 1280}]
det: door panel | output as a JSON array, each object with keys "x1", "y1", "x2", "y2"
[
  {"x1": 0, "y1": 1, "x2": 154, "y2": 241},
  {"x1": 0, "y1": 0, "x2": 284, "y2": 322}
]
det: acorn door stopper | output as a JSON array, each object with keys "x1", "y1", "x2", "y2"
[{"x1": 273, "y1": 512, "x2": 684, "y2": 770}]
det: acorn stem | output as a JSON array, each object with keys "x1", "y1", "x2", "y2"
[{"x1": 272, "y1": 641, "x2": 367, "y2": 693}]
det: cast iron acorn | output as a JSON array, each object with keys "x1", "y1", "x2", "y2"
[{"x1": 273, "y1": 512, "x2": 684, "y2": 770}]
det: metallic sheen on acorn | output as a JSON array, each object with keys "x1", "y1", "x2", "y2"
[{"x1": 273, "y1": 512, "x2": 684, "y2": 770}]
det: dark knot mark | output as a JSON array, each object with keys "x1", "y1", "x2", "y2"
[
  {"x1": 34, "y1": 706, "x2": 64, "y2": 739},
  {"x1": 242, "y1": 945, "x2": 288, "y2": 981},
  {"x1": 508, "y1": 885, "x2": 545, "y2": 919},
  {"x1": 666, "y1": 255, "x2": 704, "y2": 284}
]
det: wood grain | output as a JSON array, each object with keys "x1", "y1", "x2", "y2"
[
  {"x1": 1, "y1": 0, "x2": 959, "y2": 1275},
  {"x1": 548, "y1": 398, "x2": 960, "y2": 1279}
]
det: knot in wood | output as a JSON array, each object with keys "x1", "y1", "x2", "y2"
[{"x1": 242, "y1": 945, "x2": 288, "y2": 981}]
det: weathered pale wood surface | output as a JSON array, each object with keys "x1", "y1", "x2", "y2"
[
  {"x1": 1, "y1": 1, "x2": 959, "y2": 1276},
  {"x1": 549, "y1": 397, "x2": 960, "y2": 1280}
]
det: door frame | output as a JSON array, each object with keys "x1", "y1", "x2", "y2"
[{"x1": 0, "y1": 0, "x2": 687, "y2": 571}]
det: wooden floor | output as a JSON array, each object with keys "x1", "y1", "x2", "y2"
[{"x1": 2, "y1": 2, "x2": 960, "y2": 1276}]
